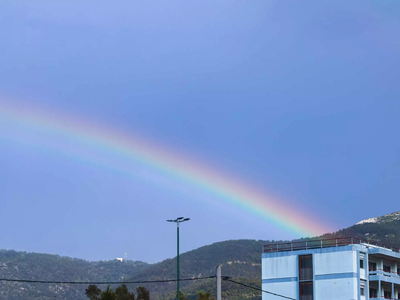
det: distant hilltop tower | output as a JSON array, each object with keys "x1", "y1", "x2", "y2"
[{"x1": 116, "y1": 251, "x2": 128, "y2": 262}]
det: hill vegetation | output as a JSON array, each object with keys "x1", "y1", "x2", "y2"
[
  {"x1": 1, "y1": 211, "x2": 400, "y2": 299},
  {"x1": 126, "y1": 239, "x2": 268, "y2": 300},
  {"x1": 0, "y1": 250, "x2": 149, "y2": 300}
]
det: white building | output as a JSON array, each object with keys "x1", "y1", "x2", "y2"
[{"x1": 262, "y1": 237, "x2": 400, "y2": 300}]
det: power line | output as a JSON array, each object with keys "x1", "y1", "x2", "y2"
[
  {"x1": 0, "y1": 276, "x2": 216, "y2": 285},
  {"x1": 1, "y1": 274, "x2": 295, "y2": 300},
  {"x1": 223, "y1": 278, "x2": 295, "y2": 300}
]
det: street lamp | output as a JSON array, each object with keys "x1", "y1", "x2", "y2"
[{"x1": 167, "y1": 217, "x2": 190, "y2": 300}]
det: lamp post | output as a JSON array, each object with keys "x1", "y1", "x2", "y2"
[{"x1": 167, "y1": 217, "x2": 190, "y2": 300}]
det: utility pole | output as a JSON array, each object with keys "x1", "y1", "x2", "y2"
[{"x1": 216, "y1": 264, "x2": 222, "y2": 300}]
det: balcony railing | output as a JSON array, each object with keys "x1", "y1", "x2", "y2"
[
  {"x1": 370, "y1": 269, "x2": 400, "y2": 279},
  {"x1": 263, "y1": 237, "x2": 400, "y2": 253}
]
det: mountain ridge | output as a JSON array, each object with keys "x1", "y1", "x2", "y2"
[
  {"x1": 356, "y1": 211, "x2": 400, "y2": 225},
  {"x1": 1, "y1": 210, "x2": 400, "y2": 299}
]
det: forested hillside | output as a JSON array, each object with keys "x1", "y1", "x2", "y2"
[
  {"x1": 127, "y1": 239, "x2": 269, "y2": 300},
  {"x1": 323, "y1": 213, "x2": 400, "y2": 249},
  {"x1": 1, "y1": 211, "x2": 400, "y2": 299},
  {"x1": 0, "y1": 250, "x2": 149, "y2": 300},
  {"x1": 109, "y1": 211, "x2": 400, "y2": 299}
]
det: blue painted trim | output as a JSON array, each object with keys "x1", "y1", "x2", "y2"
[
  {"x1": 262, "y1": 277, "x2": 298, "y2": 284},
  {"x1": 370, "y1": 274, "x2": 400, "y2": 285},
  {"x1": 370, "y1": 270, "x2": 400, "y2": 279},
  {"x1": 368, "y1": 247, "x2": 400, "y2": 259},
  {"x1": 315, "y1": 272, "x2": 358, "y2": 280},
  {"x1": 263, "y1": 244, "x2": 400, "y2": 259},
  {"x1": 262, "y1": 245, "x2": 365, "y2": 259}
]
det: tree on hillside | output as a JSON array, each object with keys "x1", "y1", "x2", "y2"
[
  {"x1": 86, "y1": 285, "x2": 102, "y2": 300},
  {"x1": 101, "y1": 286, "x2": 116, "y2": 300},
  {"x1": 197, "y1": 291, "x2": 215, "y2": 300},
  {"x1": 116, "y1": 284, "x2": 135, "y2": 300},
  {"x1": 136, "y1": 286, "x2": 150, "y2": 300},
  {"x1": 174, "y1": 291, "x2": 189, "y2": 300}
]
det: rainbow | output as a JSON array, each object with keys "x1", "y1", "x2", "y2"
[{"x1": 0, "y1": 99, "x2": 333, "y2": 237}]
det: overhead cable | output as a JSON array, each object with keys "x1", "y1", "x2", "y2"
[
  {"x1": 223, "y1": 278, "x2": 295, "y2": 300},
  {"x1": 0, "y1": 276, "x2": 216, "y2": 285}
]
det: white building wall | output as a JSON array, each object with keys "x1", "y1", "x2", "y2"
[
  {"x1": 315, "y1": 277, "x2": 357, "y2": 300},
  {"x1": 263, "y1": 248, "x2": 362, "y2": 300},
  {"x1": 262, "y1": 282, "x2": 297, "y2": 300},
  {"x1": 262, "y1": 255, "x2": 297, "y2": 279},
  {"x1": 314, "y1": 250, "x2": 357, "y2": 275},
  {"x1": 314, "y1": 250, "x2": 358, "y2": 300},
  {"x1": 360, "y1": 268, "x2": 366, "y2": 279},
  {"x1": 262, "y1": 255, "x2": 297, "y2": 300}
]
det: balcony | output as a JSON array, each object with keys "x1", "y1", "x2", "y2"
[
  {"x1": 369, "y1": 269, "x2": 400, "y2": 286},
  {"x1": 370, "y1": 269, "x2": 400, "y2": 279}
]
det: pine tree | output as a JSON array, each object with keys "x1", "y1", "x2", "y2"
[
  {"x1": 136, "y1": 286, "x2": 150, "y2": 300},
  {"x1": 85, "y1": 285, "x2": 102, "y2": 300},
  {"x1": 101, "y1": 286, "x2": 116, "y2": 300}
]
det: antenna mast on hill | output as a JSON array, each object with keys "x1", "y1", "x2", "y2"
[{"x1": 124, "y1": 250, "x2": 128, "y2": 260}]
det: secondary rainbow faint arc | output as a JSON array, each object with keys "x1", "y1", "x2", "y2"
[{"x1": 0, "y1": 101, "x2": 332, "y2": 237}]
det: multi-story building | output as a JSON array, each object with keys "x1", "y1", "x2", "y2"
[{"x1": 262, "y1": 237, "x2": 400, "y2": 300}]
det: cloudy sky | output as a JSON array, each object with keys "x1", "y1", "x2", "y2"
[{"x1": 0, "y1": 0, "x2": 399, "y2": 263}]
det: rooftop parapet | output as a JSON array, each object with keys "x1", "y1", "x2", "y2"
[{"x1": 263, "y1": 237, "x2": 399, "y2": 253}]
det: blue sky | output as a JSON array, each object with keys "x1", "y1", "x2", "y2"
[{"x1": 0, "y1": 0, "x2": 399, "y2": 263}]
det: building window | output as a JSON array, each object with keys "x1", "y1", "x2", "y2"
[
  {"x1": 383, "y1": 265, "x2": 391, "y2": 273},
  {"x1": 299, "y1": 255, "x2": 313, "y2": 281},
  {"x1": 369, "y1": 262, "x2": 377, "y2": 271},
  {"x1": 360, "y1": 279, "x2": 366, "y2": 297},
  {"x1": 384, "y1": 291, "x2": 392, "y2": 299},
  {"x1": 299, "y1": 282, "x2": 313, "y2": 300},
  {"x1": 397, "y1": 268, "x2": 400, "y2": 276},
  {"x1": 370, "y1": 288, "x2": 377, "y2": 297},
  {"x1": 360, "y1": 259, "x2": 364, "y2": 269},
  {"x1": 299, "y1": 255, "x2": 313, "y2": 300}
]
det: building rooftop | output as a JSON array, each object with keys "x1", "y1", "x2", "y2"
[{"x1": 263, "y1": 237, "x2": 400, "y2": 253}]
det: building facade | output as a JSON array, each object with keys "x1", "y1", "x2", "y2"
[{"x1": 262, "y1": 238, "x2": 400, "y2": 300}]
